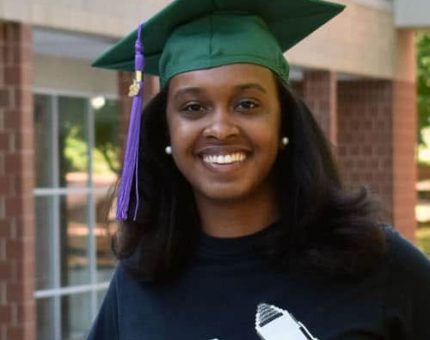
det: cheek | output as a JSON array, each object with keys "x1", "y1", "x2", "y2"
[
  {"x1": 169, "y1": 120, "x2": 194, "y2": 150},
  {"x1": 253, "y1": 116, "x2": 281, "y2": 153},
  {"x1": 166, "y1": 118, "x2": 199, "y2": 172}
]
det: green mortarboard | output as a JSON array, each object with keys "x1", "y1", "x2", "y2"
[
  {"x1": 93, "y1": 0, "x2": 345, "y2": 87},
  {"x1": 94, "y1": 0, "x2": 345, "y2": 220}
]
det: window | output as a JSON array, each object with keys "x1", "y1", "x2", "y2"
[{"x1": 33, "y1": 93, "x2": 120, "y2": 339}]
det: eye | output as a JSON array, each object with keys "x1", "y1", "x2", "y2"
[
  {"x1": 236, "y1": 99, "x2": 259, "y2": 111},
  {"x1": 181, "y1": 102, "x2": 205, "y2": 113}
]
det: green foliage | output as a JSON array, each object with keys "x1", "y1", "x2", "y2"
[
  {"x1": 64, "y1": 126, "x2": 88, "y2": 172},
  {"x1": 418, "y1": 32, "x2": 430, "y2": 146},
  {"x1": 60, "y1": 97, "x2": 120, "y2": 178},
  {"x1": 94, "y1": 101, "x2": 121, "y2": 175}
]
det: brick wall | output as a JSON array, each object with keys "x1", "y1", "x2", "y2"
[
  {"x1": 337, "y1": 80, "x2": 416, "y2": 240},
  {"x1": 302, "y1": 70, "x2": 338, "y2": 144},
  {"x1": 392, "y1": 81, "x2": 417, "y2": 240},
  {"x1": 295, "y1": 75, "x2": 417, "y2": 241},
  {"x1": 0, "y1": 22, "x2": 36, "y2": 340}
]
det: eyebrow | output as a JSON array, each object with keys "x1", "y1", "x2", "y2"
[
  {"x1": 173, "y1": 83, "x2": 267, "y2": 101},
  {"x1": 173, "y1": 87, "x2": 203, "y2": 101},
  {"x1": 236, "y1": 83, "x2": 267, "y2": 93}
]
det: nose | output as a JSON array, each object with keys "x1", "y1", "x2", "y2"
[{"x1": 202, "y1": 108, "x2": 239, "y2": 141}]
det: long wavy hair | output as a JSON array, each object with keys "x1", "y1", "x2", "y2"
[{"x1": 112, "y1": 80, "x2": 386, "y2": 283}]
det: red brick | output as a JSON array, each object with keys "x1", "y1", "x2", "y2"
[
  {"x1": 0, "y1": 90, "x2": 8, "y2": 108},
  {"x1": 337, "y1": 79, "x2": 416, "y2": 241},
  {"x1": 4, "y1": 153, "x2": 21, "y2": 174},
  {"x1": 6, "y1": 282, "x2": 22, "y2": 302},
  {"x1": 0, "y1": 306, "x2": 11, "y2": 323},
  {"x1": 0, "y1": 220, "x2": 10, "y2": 238},
  {"x1": 7, "y1": 326, "x2": 24, "y2": 339},
  {"x1": 13, "y1": 301, "x2": 35, "y2": 326},
  {"x1": 4, "y1": 110, "x2": 22, "y2": 130},
  {"x1": 5, "y1": 239, "x2": 23, "y2": 259},
  {"x1": 0, "y1": 261, "x2": 12, "y2": 280},
  {"x1": 302, "y1": 70, "x2": 337, "y2": 144},
  {"x1": 5, "y1": 197, "x2": 25, "y2": 217}
]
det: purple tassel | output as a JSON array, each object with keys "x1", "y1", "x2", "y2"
[{"x1": 116, "y1": 23, "x2": 145, "y2": 220}]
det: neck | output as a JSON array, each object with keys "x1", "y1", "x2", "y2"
[{"x1": 195, "y1": 188, "x2": 279, "y2": 238}]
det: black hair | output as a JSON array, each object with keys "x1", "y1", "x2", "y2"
[{"x1": 112, "y1": 81, "x2": 386, "y2": 283}]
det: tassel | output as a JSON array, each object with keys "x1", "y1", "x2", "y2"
[{"x1": 116, "y1": 22, "x2": 145, "y2": 220}]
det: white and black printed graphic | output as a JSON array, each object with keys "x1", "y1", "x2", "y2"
[
  {"x1": 255, "y1": 303, "x2": 318, "y2": 340},
  {"x1": 208, "y1": 303, "x2": 318, "y2": 340}
]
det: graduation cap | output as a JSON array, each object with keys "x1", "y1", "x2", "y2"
[{"x1": 92, "y1": 0, "x2": 345, "y2": 220}]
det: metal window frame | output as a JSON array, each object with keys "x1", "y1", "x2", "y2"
[{"x1": 33, "y1": 89, "x2": 118, "y2": 339}]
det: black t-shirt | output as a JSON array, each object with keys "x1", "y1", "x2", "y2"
[{"x1": 87, "y1": 227, "x2": 430, "y2": 339}]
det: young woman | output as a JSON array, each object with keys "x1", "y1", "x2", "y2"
[{"x1": 88, "y1": 0, "x2": 430, "y2": 339}]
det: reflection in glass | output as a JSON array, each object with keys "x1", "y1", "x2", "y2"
[
  {"x1": 95, "y1": 186, "x2": 117, "y2": 282},
  {"x1": 34, "y1": 95, "x2": 122, "y2": 339},
  {"x1": 61, "y1": 293, "x2": 91, "y2": 340},
  {"x1": 35, "y1": 196, "x2": 56, "y2": 290},
  {"x1": 37, "y1": 297, "x2": 56, "y2": 340},
  {"x1": 60, "y1": 194, "x2": 90, "y2": 287},
  {"x1": 58, "y1": 96, "x2": 89, "y2": 189},
  {"x1": 34, "y1": 95, "x2": 54, "y2": 188},
  {"x1": 93, "y1": 98, "x2": 120, "y2": 184},
  {"x1": 93, "y1": 98, "x2": 120, "y2": 281},
  {"x1": 96, "y1": 289, "x2": 108, "y2": 311}
]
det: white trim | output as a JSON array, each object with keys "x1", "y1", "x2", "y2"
[
  {"x1": 33, "y1": 92, "x2": 118, "y2": 335},
  {"x1": 349, "y1": 0, "x2": 393, "y2": 12},
  {"x1": 33, "y1": 27, "x2": 117, "y2": 62},
  {"x1": 34, "y1": 282, "x2": 110, "y2": 299},
  {"x1": 51, "y1": 95, "x2": 62, "y2": 339},
  {"x1": 34, "y1": 187, "x2": 114, "y2": 196},
  {"x1": 87, "y1": 100, "x2": 100, "y2": 319},
  {"x1": 34, "y1": 87, "x2": 118, "y2": 101}
]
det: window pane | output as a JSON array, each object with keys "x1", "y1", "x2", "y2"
[
  {"x1": 60, "y1": 194, "x2": 90, "y2": 286},
  {"x1": 95, "y1": 187, "x2": 117, "y2": 282},
  {"x1": 93, "y1": 98, "x2": 120, "y2": 187},
  {"x1": 96, "y1": 289, "x2": 108, "y2": 311},
  {"x1": 35, "y1": 196, "x2": 56, "y2": 290},
  {"x1": 34, "y1": 95, "x2": 54, "y2": 188},
  {"x1": 93, "y1": 98, "x2": 119, "y2": 281},
  {"x1": 61, "y1": 293, "x2": 92, "y2": 340},
  {"x1": 37, "y1": 297, "x2": 57, "y2": 340},
  {"x1": 58, "y1": 96, "x2": 89, "y2": 189}
]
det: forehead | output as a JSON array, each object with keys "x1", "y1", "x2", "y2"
[{"x1": 168, "y1": 64, "x2": 278, "y2": 93}]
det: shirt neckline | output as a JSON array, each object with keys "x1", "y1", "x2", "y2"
[{"x1": 195, "y1": 221, "x2": 279, "y2": 261}]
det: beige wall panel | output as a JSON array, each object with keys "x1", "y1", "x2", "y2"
[
  {"x1": 2, "y1": 0, "x2": 412, "y2": 80},
  {"x1": 34, "y1": 54, "x2": 118, "y2": 97},
  {"x1": 0, "y1": 0, "x2": 171, "y2": 36},
  {"x1": 285, "y1": 0, "x2": 403, "y2": 80}
]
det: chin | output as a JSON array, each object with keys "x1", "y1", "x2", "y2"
[{"x1": 195, "y1": 181, "x2": 260, "y2": 203}]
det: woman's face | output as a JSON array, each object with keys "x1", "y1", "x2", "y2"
[{"x1": 166, "y1": 64, "x2": 282, "y2": 203}]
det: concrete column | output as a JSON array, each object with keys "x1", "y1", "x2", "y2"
[{"x1": 0, "y1": 22, "x2": 36, "y2": 340}]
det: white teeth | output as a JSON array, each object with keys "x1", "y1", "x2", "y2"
[{"x1": 203, "y1": 153, "x2": 247, "y2": 165}]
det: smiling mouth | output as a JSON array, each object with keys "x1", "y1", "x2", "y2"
[{"x1": 202, "y1": 152, "x2": 247, "y2": 165}]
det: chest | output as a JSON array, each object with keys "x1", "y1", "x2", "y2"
[{"x1": 117, "y1": 267, "x2": 392, "y2": 340}]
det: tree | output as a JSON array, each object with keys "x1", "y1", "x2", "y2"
[{"x1": 418, "y1": 33, "x2": 430, "y2": 146}]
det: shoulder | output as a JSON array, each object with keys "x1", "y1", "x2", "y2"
[
  {"x1": 381, "y1": 225, "x2": 430, "y2": 307},
  {"x1": 383, "y1": 225, "x2": 430, "y2": 280},
  {"x1": 381, "y1": 226, "x2": 430, "y2": 337}
]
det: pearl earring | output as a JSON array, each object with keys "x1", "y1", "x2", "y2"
[
  {"x1": 281, "y1": 136, "x2": 289, "y2": 147},
  {"x1": 165, "y1": 146, "x2": 172, "y2": 155}
]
